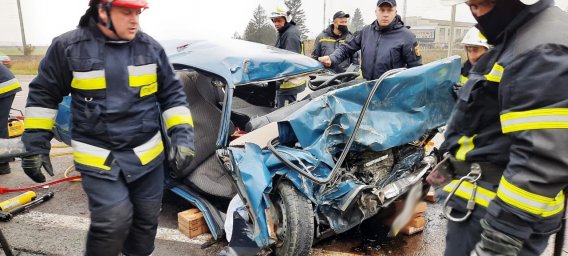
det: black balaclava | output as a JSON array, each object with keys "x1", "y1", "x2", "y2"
[{"x1": 474, "y1": 0, "x2": 526, "y2": 45}]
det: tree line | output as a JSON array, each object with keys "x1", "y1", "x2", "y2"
[{"x1": 234, "y1": 0, "x2": 366, "y2": 46}]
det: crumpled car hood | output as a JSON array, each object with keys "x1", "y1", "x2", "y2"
[{"x1": 229, "y1": 56, "x2": 461, "y2": 247}]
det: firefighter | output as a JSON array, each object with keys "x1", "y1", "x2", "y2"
[
  {"x1": 270, "y1": 5, "x2": 306, "y2": 107},
  {"x1": 0, "y1": 64, "x2": 21, "y2": 174},
  {"x1": 311, "y1": 11, "x2": 360, "y2": 74},
  {"x1": 20, "y1": 0, "x2": 195, "y2": 255},
  {"x1": 437, "y1": 0, "x2": 568, "y2": 255},
  {"x1": 318, "y1": 0, "x2": 422, "y2": 81},
  {"x1": 459, "y1": 27, "x2": 490, "y2": 85}
]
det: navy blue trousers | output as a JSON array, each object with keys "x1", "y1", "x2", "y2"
[{"x1": 82, "y1": 164, "x2": 164, "y2": 256}]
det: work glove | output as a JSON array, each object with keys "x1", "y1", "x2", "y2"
[
  {"x1": 471, "y1": 219, "x2": 523, "y2": 256},
  {"x1": 168, "y1": 145, "x2": 194, "y2": 179},
  {"x1": 21, "y1": 154, "x2": 54, "y2": 183}
]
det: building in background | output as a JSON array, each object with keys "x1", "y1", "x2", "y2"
[{"x1": 405, "y1": 16, "x2": 475, "y2": 49}]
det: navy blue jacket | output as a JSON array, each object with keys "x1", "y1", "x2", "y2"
[
  {"x1": 22, "y1": 19, "x2": 195, "y2": 182},
  {"x1": 441, "y1": 0, "x2": 568, "y2": 240},
  {"x1": 330, "y1": 15, "x2": 421, "y2": 80},
  {"x1": 312, "y1": 25, "x2": 360, "y2": 74}
]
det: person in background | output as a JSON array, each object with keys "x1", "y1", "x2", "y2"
[
  {"x1": 312, "y1": 11, "x2": 360, "y2": 74},
  {"x1": 318, "y1": 0, "x2": 421, "y2": 80},
  {"x1": 270, "y1": 5, "x2": 306, "y2": 107},
  {"x1": 0, "y1": 64, "x2": 21, "y2": 175},
  {"x1": 20, "y1": 0, "x2": 195, "y2": 255},
  {"x1": 459, "y1": 26, "x2": 490, "y2": 85}
]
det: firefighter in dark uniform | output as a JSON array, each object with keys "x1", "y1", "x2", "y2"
[
  {"x1": 436, "y1": 0, "x2": 568, "y2": 255},
  {"x1": 311, "y1": 11, "x2": 360, "y2": 74},
  {"x1": 459, "y1": 26, "x2": 490, "y2": 86},
  {"x1": 270, "y1": 6, "x2": 306, "y2": 108},
  {"x1": 318, "y1": 0, "x2": 422, "y2": 81},
  {"x1": 20, "y1": 0, "x2": 195, "y2": 255},
  {"x1": 0, "y1": 64, "x2": 21, "y2": 174}
]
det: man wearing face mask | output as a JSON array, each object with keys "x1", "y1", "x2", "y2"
[
  {"x1": 318, "y1": 0, "x2": 421, "y2": 80},
  {"x1": 311, "y1": 11, "x2": 360, "y2": 74},
  {"x1": 21, "y1": 0, "x2": 196, "y2": 255},
  {"x1": 435, "y1": 0, "x2": 568, "y2": 255}
]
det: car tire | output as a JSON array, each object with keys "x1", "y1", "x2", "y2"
[{"x1": 272, "y1": 180, "x2": 314, "y2": 256}]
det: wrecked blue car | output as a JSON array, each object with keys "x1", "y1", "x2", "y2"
[{"x1": 1, "y1": 39, "x2": 460, "y2": 255}]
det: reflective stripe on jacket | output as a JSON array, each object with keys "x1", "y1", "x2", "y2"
[
  {"x1": 0, "y1": 64, "x2": 21, "y2": 98},
  {"x1": 311, "y1": 25, "x2": 359, "y2": 74},
  {"x1": 22, "y1": 18, "x2": 195, "y2": 182},
  {"x1": 440, "y1": 0, "x2": 568, "y2": 239}
]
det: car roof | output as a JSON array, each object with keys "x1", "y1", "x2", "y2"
[{"x1": 163, "y1": 39, "x2": 323, "y2": 87}]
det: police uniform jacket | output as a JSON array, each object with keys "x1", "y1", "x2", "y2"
[
  {"x1": 440, "y1": 0, "x2": 568, "y2": 240},
  {"x1": 22, "y1": 19, "x2": 195, "y2": 182},
  {"x1": 330, "y1": 15, "x2": 421, "y2": 81}
]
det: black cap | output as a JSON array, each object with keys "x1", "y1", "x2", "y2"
[
  {"x1": 333, "y1": 11, "x2": 350, "y2": 20},
  {"x1": 377, "y1": 0, "x2": 397, "y2": 7}
]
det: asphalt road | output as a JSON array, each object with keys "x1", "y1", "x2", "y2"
[{"x1": 0, "y1": 76, "x2": 563, "y2": 256}]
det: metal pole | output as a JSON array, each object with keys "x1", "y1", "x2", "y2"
[
  {"x1": 323, "y1": 0, "x2": 327, "y2": 29},
  {"x1": 16, "y1": 0, "x2": 28, "y2": 56},
  {"x1": 402, "y1": 0, "x2": 408, "y2": 22},
  {"x1": 448, "y1": 4, "x2": 456, "y2": 57}
]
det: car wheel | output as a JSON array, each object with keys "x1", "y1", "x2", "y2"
[{"x1": 271, "y1": 180, "x2": 314, "y2": 256}]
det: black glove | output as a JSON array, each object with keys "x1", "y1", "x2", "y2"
[
  {"x1": 472, "y1": 219, "x2": 523, "y2": 256},
  {"x1": 168, "y1": 145, "x2": 194, "y2": 178},
  {"x1": 21, "y1": 154, "x2": 54, "y2": 183}
]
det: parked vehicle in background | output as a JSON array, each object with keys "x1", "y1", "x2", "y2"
[{"x1": 0, "y1": 52, "x2": 12, "y2": 68}]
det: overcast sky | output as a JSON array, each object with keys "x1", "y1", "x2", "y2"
[{"x1": 1, "y1": 0, "x2": 567, "y2": 46}]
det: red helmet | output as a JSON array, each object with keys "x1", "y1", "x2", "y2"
[{"x1": 89, "y1": 0, "x2": 149, "y2": 9}]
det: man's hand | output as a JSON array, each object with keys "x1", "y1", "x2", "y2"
[
  {"x1": 21, "y1": 154, "x2": 54, "y2": 183},
  {"x1": 318, "y1": 56, "x2": 332, "y2": 67},
  {"x1": 168, "y1": 145, "x2": 194, "y2": 178}
]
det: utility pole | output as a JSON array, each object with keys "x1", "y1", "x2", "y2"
[
  {"x1": 323, "y1": 0, "x2": 327, "y2": 29},
  {"x1": 448, "y1": 4, "x2": 456, "y2": 57},
  {"x1": 402, "y1": 0, "x2": 408, "y2": 22},
  {"x1": 16, "y1": 0, "x2": 28, "y2": 56}
]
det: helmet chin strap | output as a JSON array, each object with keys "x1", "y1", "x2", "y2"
[{"x1": 99, "y1": 0, "x2": 124, "y2": 40}]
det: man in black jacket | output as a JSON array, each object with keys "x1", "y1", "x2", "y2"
[
  {"x1": 270, "y1": 6, "x2": 306, "y2": 107},
  {"x1": 319, "y1": 0, "x2": 421, "y2": 80},
  {"x1": 312, "y1": 11, "x2": 359, "y2": 74}
]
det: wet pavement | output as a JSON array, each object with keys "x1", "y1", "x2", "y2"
[{"x1": 0, "y1": 76, "x2": 564, "y2": 255}]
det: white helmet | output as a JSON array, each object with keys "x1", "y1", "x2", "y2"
[
  {"x1": 440, "y1": 0, "x2": 540, "y2": 5},
  {"x1": 461, "y1": 27, "x2": 490, "y2": 49},
  {"x1": 269, "y1": 5, "x2": 291, "y2": 23}
]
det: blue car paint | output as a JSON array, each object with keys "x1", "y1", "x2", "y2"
[
  {"x1": 228, "y1": 56, "x2": 461, "y2": 247},
  {"x1": 52, "y1": 39, "x2": 324, "y2": 244},
  {"x1": 163, "y1": 39, "x2": 324, "y2": 87}
]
